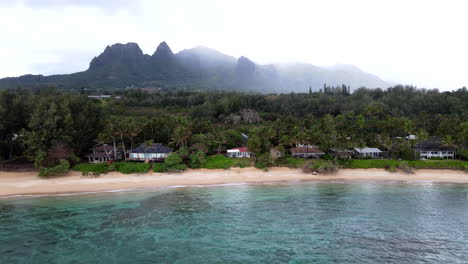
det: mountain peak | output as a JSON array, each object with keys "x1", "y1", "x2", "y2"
[
  {"x1": 236, "y1": 56, "x2": 256, "y2": 76},
  {"x1": 153, "y1": 41, "x2": 173, "y2": 57},
  {"x1": 89, "y1": 42, "x2": 143, "y2": 70}
]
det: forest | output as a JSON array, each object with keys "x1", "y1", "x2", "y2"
[{"x1": 0, "y1": 85, "x2": 467, "y2": 173}]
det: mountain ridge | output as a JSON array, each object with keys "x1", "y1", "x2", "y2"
[{"x1": 0, "y1": 41, "x2": 391, "y2": 92}]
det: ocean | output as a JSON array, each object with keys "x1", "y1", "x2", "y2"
[{"x1": 0, "y1": 182, "x2": 467, "y2": 263}]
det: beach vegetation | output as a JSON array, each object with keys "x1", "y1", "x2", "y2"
[
  {"x1": 72, "y1": 163, "x2": 111, "y2": 176},
  {"x1": 199, "y1": 155, "x2": 233, "y2": 169},
  {"x1": 114, "y1": 162, "x2": 151, "y2": 174},
  {"x1": 38, "y1": 159, "x2": 70, "y2": 178}
]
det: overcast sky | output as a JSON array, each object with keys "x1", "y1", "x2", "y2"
[{"x1": 0, "y1": 0, "x2": 467, "y2": 90}]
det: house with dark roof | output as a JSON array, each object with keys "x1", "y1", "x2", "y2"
[
  {"x1": 414, "y1": 138, "x2": 455, "y2": 159},
  {"x1": 86, "y1": 144, "x2": 122, "y2": 163},
  {"x1": 128, "y1": 143, "x2": 173, "y2": 162},
  {"x1": 290, "y1": 146, "x2": 325, "y2": 159}
]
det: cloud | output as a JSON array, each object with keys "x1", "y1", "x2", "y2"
[{"x1": 0, "y1": 0, "x2": 142, "y2": 12}]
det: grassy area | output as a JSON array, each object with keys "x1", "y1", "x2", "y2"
[
  {"x1": 199, "y1": 155, "x2": 253, "y2": 169},
  {"x1": 72, "y1": 162, "x2": 151, "y2": 175},
  {"x1": 344, "y1": 159, "x2": 468, "y2": 170},
  {"x1": 283, "y1": 158, "x2": 308, "y2": 168},
  {"x1": 72, "y1": 163, "x2": 111, "y2": 175},
  {"x1": 113, "y1": 162, "x2": 151, "y2": 174},
  {"x1": 71, "y1": 158, "x2": 468, "y2": 176}
]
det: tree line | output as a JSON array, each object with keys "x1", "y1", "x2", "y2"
[{"x1": 0, "y1": 85, "x2": 467, "y2": 168}]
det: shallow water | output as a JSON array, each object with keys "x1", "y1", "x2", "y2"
[{"x1": 0, "y1": 182, "x2": 467, "y2": 263}]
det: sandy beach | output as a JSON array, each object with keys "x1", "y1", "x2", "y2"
[{"x1": 0, "y1": 168, "x2": 467, "y2": 198}]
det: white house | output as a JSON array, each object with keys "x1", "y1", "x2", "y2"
[
  {"x1": 353, "y1": 147, "x2": 384, "y2": 158},
  {"x1": 128, "y1": 143, "x2": 173, "y2": 162},
  {"x1": 227, "y1": 147, "x2": 253, "y2": 158}
]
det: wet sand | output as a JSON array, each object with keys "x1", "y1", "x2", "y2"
[{"x1": 0, "y1": 168, "x2": 467, "y2": 198}]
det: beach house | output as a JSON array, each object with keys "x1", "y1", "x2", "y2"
[
  {"x1": 414, "y1": 138, "x2": 455, "y2": 159},
  {"x1": 290, "y1": 146, "x2": 325, "y2": 159},
  {"x1": 86, "y1": 144, "x2": 121, "y2": 163},
  {"x1": 128, "y1": 143, "x2": 173, "y2": 162},
  {"x1": 227, "y1": 147, "x2": 253, "y2": 158},
  {"x1": 353, "y1": 147, "x2": 384, "y2": 158}
]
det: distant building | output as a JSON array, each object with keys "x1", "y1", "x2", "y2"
[
  {"x1": 270, "y1": 147, "x2": 283, "y2": 160},
  {"x1": 290, "y1": 146, "x2": 325, "y2": 159},
  {"x1": 87, "y1": 95, "x2": 113, "y2": 99},
  {"x1": 414, "y1": 138, "x2": 455, "y2": 159},
  {"x1": 128, "y1": 143, "x2": 173, "y2": 162},
  {"x1": 86, "y1": 144, "x2": 121, "y2": 163},
  {"x1": 330, "y1": 148, "x2": 354, "y2": 159},
  {"x1": 353, "y1": 147, "x2": 384, "y2": 158},
  {"x1": 227, "y1": 147, "x2": 253, "y2": 158}
]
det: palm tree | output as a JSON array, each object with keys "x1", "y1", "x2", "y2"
[
  {"x1": 212, "y1": 126, "x2": 227, "y2": 155},
  {"x1": 95, "y1": 133, "x2": 111, "y2": 162},
  {"x1": 442, "y1": 135, "x2": 457, "y2": 159},
  {"x1": 414, "y1": 129, "x2": 429, "y2": 159}
]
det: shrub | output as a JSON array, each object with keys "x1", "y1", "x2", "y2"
[
  {"x1": 39, "y1": 160, "x2": 70, "y2": 178},
  {"x1": 168, "y1": 164, "x2": 187, "y2": 172},
  {"x1": 428, "y1": 157, "x2": 445, "y2": 160},
  {"x1": 232, "y1": 158, "x2": 252, "y2": 168},
  {"x1": 302, "y1": 160, "x2": 338, "y2": 174},
  {"x1": 317, "y1": 161, "x2": 338, "y2": 174},
  {"x1": 189, "y1": 151, "x2": 206, "y2": 169},
  {"x1": 72, "y1": 163, "x2": 111, "y2": 175},
  {"x1": 385, "y1": 165, "x2": 397, "y2": 172},
  {"x1": 398, "y1": 161, "x2": 414, "y2": 174},
  {"x1": 114, "y1": 162, "x2": 151, "y2": 174},
  {"x1": 458, "y1": 149, "x2": 468, "y2": 161},
  {"x1": 164, "y1": 153, "x2": 183, "y2": 166},
  {"x1": 200, "y1": 155, "x2": 233, "y2": 169},
  {"x1": 254, "y1": 161, "x2": 268, "y2": 171},
  {"x1": 153, "y1": 163, "x2": 168, "y2": 173},
  {"x1": 284, "y1": 158, "x2": 307, "y2": 168}
]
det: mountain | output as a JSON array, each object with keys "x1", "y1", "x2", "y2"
[{"x1": 0, "y1": 42, "x2": 391, "y2": 92}]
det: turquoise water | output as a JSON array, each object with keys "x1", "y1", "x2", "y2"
[{"x1": 0, "y1": 182, "x2": 467, "y2": 263}]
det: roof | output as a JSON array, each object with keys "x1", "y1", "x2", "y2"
[
  {"x1": 354, "y1": 147, "x2": 383, "y2": 153},
  {"x1": 86, "y1": 152, "x2": 114, "y2": 158},
  {"x1": 91, "y1": 144, "x2": 119, "y2": 152},
  {"x1": 227, "y1": 147, "x2": 250, "y2": 153},
  {"x1": 130, "y1": 143, "x2": 173, "y2": 154},
  {"x1": 330, "y1": 148, "x2": 354, "y2": 153},
  {"x1": 414, "y1": 138, "x2": 454, "y2": 151},
  {"x1": 290, "y1": 147, "x2": 324, "y2": 154}
]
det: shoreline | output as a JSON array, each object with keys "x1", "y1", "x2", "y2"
[{"x1": 0, "y1": 168, "x2": 467, "y2": 198}]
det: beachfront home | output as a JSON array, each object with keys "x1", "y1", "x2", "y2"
[
  {"x1": 414, "y1": 138, "x2": 455, "y2": 159},
  {"x1": 128, "y1": 143, "x2": 173, "y2": 162},
  {"x1": 353, "y1": 147, "x2": 384, "y2": 158},
  {"x1": 330, "y1": 148, "x2": 354, "y2": 159},
  {"x1": 270, "y1": 147, "x2": 283, "y2": 160},
  {"x1": 86, "y1": 144, "x2": 121, "y2": 163},
  {"x1": 227, "y1": 147, "x2": 253, "y2": 158},
  {"x1": 290, "y1": 146, "x2": 325, "y2": 159}
]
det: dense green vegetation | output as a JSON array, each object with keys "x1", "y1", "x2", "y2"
[{"x1": 1, "y1": 85, "x2": 467, "y2": 175}]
